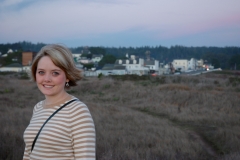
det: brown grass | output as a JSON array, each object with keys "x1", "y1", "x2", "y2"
[{"x1": 0, "y1": 72, "x2": 240, "y2": 160}]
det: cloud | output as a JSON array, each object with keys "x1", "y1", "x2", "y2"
[
  {"x1": 0, "y1": 0, "x2": 24, "y2": 8},
  {"x1": 0, "y1": 0, "x2": 240, "y2": 46}
]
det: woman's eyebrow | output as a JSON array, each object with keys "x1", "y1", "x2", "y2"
[
  {"x1": 52, "y1": 69, "x2": 62, "y2": 72},
  {"x1": 36, "y1": 68, "x2": 61, "y2": 71}
]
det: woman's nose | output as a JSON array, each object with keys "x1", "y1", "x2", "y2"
[{"x1": 43, "y1": 73, "x2": 51, "y2": 82}]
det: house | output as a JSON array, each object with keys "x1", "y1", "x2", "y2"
[
  {"x1": 78, "y1": 57, "x2": 93, "y2": 64},
  {"x1": 84, "y1": 70, "x2": 98, "y2": 76},
  {"x1": 72, "y1": 53, "x2": 82, "y2": 61},
  {"x1": 172, "y1": 59, "x2": 188, "y2": 72},
  {"x1": 92, "y1": 54, "x2": 103, "y2": 63},
  {"x1": 94, "y1": 64, "x2": 127, "y2": 76},
  {"x1": 75, "y1": 62, "x2": 84, "y2": 69},
  {"x1": 1, "y1": 49, "x2": 14, "y2": 57},
  {"x1": 115, "y1": 58, "x2": 148, "y2": 75},
  {"x1": 144, "y1": 59, "x2": 159, "y2": 74},
  {"x1": 97, "y1": 64, "x2": 115, "y2": 76},
  {"x1": 7, "y1": 49, "x2": 13, "y2": 54},
  {"x1": 22, "y1": 66, "x2": 31, "y2": 73},
  {"x1": 197, "y1": 59, "x2": 204, "y2": 69},
  {"x1": 0, "y1": 63, "x2": 23, "y2": 72},
  {"x1": 12, "y1": 57, "x2": 18, "y2": 62},
  {"x1": 22, "y1": 51, "x2": 35, "y2": 66},
  {"x1": 203, "y1": 63, "x2": 214, "y2": 70},
  {"x1": 158, "y1": 63, "x2": 168, "y2": 75},
  {"x1": 1, "y1": 54, "x2": 8, "y2": 57},
  {"x1": 112, "y1": 66, "x2": 127, "y2": 75},
  {"x1": 171, "y1": 58, "x2": 212, "y2": 72},
  {"x1": 188, "y1": 58, "x2": 197, "y2": 70}
]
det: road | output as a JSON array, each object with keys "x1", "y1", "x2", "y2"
[{"x1": 180, "y1": 69, "x2": 222, "y2": 76}]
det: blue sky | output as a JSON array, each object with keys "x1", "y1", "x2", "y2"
[{"x1": 0, "y1": 0, "x2": 240, "y2": 48}]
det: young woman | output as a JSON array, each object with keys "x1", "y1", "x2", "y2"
[{"x1": 23, "y1": 44, "x2": 96, "y2": 159}]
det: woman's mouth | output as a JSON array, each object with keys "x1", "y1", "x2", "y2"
[{"x1": 43, "y1": 85, "x2": 54, "y2": 88}]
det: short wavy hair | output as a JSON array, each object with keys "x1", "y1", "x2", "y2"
[{"x1": 31, "y1": 44, "x2": 82, "y2": 88}]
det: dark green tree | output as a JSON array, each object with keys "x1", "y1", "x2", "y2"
[
  {"x1": 98, "y1": 54, "x2": 116, "y2": 68},
  {"x1": 89, "y1": 47, "x2": 106, "y2": 56},
  {"x1": 82, "y1": 63, "x2": 94, "y2": 70},
  {"x1": 211, "y1": 58, "x2": 220, "y2": 68},
  {"x1": 229, "y1": 54, "x2": 240, "y2": 70},
  {"x1": 0, "y1": 51, "x2": 22, "y2": 66},
  {"x1": 81, "y1": 53, "x2": 92, "y2": 59}
]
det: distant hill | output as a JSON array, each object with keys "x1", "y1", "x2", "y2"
[{"x1": 0, "y1": 41, "x2": 240, "y2": 69}]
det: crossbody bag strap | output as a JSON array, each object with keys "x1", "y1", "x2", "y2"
[{"x1": 31, "y1": 99, "x2": 78, "y2": 152}]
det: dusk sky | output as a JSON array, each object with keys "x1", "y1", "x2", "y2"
[{"x1": 0, "y1": 0, "x2": 240, "y2": 48}]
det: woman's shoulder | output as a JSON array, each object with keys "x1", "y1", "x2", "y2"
[
  {"x1": 33, "y1": 100, "x2": 43, "y2": 108},
  {"x1": 67, "y1": 96, "x2": 84, "y2": 104},
  {"x1": 66, "y1": 96, "x2": 90, "y2": 112},
  {"x1": 32, "y1": 100, "x2": 44, "y2": 113},
  {"x1": 66, "y1": 97, "x2": 94, "y2": 124}
]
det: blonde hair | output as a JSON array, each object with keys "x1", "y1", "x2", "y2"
[{"x1": 31, "y1": 44, "x2": 82, "y2": 88}]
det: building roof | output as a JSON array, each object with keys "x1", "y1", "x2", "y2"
[
  {"x1": 144, "y1": 60, "x2": 155, "y2": 65},
  {"x1": 5, "y1": 63, "x2": 23, "y2": 68},
  {"x1": 102, "y1": 64, "x2": 114, "y2": 70},
  {"x1": 113, "y1": 66, "x2": 126, "y2": 70},
  {"x1": 115, "y1": 59, "x2": 139, "y2": 65},
  {"x1": 92, "y1": 54, "x2": 103, "y2": 58}
]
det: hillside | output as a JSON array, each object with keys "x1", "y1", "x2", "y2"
[{"x1": 0, "y1": 71, "x2": 240, "y2": 159}]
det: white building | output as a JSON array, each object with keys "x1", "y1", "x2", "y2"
[
  {"x1": 0, "y1": 63, "x2": 23, "y2": 72},
  {"x1": 96, "y1": 64, "x2": 127, "y2": 76},
  {"x1": 74, "y1": 62, "x2": 84, "y2": 69},
  {"x1": 172, "y1": 59, "x2": 189, "y2": 72},
  {"x1": 197, "y1": 59, "x2": 204, "y2": 69},
  {"x1": 72, "y1": 53, "x2": 82, "y2": 59},
  {"x1": 97, "y1": 64, "x2": 115, "y2": 76},
  {"x1": 72, "y1": 53, "x2": 82, "y2": 62},
  {"x1": 22, "y1": 66, "x2": 31, "y2": 73},
  {"x1": 172, "y1": 58, "x2": 211, "y2": 72},
  {"x1": 112, "y1": 66, "x2": 127, "y2": 75},
  {"x1": 7, "y1": 49, "x2": 13, "y2": 54},
  {"x1": 188, "y1": 58, "x2": 197, "y2": 70},
  {"x1": 115, "y1": 58, "x2": 148, "y2": 75},
  {"x1": 2, "y1": 49, "x2": 14, "y2": 57},
  {"x1": 92, "y1": 54, "x2": 103, "y2": 63},
  {"x1": 145, "y1": 60, "x2": 159, "y2": 71},
  {"x1": 78, "y1": 57, "x2": 93, "y2": 64}
]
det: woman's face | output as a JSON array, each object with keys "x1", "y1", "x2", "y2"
[{"x1": 36, "y1": 56, "x2": 68, "y2": 98}]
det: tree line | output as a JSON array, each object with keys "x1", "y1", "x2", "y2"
[{"x1": 0, "y1": 41, "x2": 240, "y2": 69}]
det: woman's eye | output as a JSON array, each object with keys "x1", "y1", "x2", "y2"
[
  {"x1": 38, "y1": 71, "x2": 44, "y2": 75},
  {"x1": 52, "y1": 72, "x2": 59, "y2": 76}
]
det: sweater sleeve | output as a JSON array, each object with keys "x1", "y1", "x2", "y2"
[
  {"x1": 22, "y1": 146, "x2": 30, "y2": 160},
  {"x1": 22, "y1": 103, "x2": 39, "y2": 160},
  {"x1": 70, "y1": 102, "x2": 96, "y2": 160}
]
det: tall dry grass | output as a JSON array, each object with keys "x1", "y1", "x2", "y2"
[{"x1": 0, "y1": 71, "x2": 240, "y2": 160}]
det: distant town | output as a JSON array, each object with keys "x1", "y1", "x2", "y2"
[{"x1": 0, "y1": 48, "x2": 219, "y2": 76}]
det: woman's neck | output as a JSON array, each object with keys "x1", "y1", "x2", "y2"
[{"x1": 44, "y1": 91, "x2": 70, "y2": 106}]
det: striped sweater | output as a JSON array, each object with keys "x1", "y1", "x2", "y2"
[{"x1": 23, "y1": 96, "x2": 96, "y2": 160}]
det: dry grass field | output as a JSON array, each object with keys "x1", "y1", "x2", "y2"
[{"x1": 0, "y1": 71, "x2": 240, "y2": 160}]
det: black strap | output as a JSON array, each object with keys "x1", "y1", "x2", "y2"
[{"x1": 31, "y1": 99, "x2": 78, "y2": 152}]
